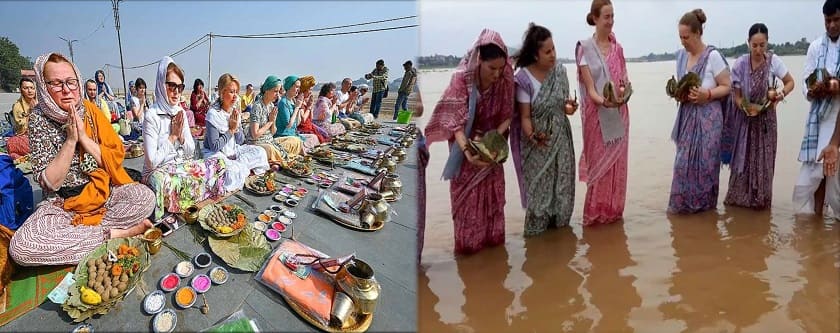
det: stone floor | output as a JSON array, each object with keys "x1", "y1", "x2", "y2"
[{"x1": 0, "y1": 122, "x2": 418, "y2": 332}]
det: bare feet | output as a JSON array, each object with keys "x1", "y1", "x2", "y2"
[{"x1": 110, "y1": 219, "x2": 153, "y2": 239}]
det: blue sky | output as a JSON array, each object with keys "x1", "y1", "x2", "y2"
[{"x1": 1, "y1": 1, "x2": 418, "y2": 93}]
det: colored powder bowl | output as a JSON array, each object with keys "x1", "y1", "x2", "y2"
[
  {"x1": 191, "y1": 274, "x2": 211, "y2": 293},
  {"x1": 174, "y1": 286, "x2": 197, "y2": 308},
  {"x1": 271, "y1": 222, "x2": 286, "y2": 232},
  {"x1": 265, "y1": 229, "x2": 281, "y2": 241},
  {"x1": 160, "y1": 273, "x2": 180, "y2": 292},
  {"x1": 194, "y1": 253, "x2": 212, "y2": 268}
]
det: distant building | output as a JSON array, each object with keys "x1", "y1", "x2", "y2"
[{"x1": 20, "y1": 69, "x2": 35, "y2": 81}]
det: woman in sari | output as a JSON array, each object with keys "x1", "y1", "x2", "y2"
[
  {"x1": 575, "y1": 0, "x2": 630, "y2": 225},
  {"x1": 142, "y1": 57, "x2": 227, "y2": 221},
  {"x1": 668, "y1": 9, "x2": 732, "y2": 214},
  {"x1": 724, "y1": 23, "x2": 795, "y2": 209},
  {"x1": 10, "y1": 53, "x2": 154, "y2": 266},
  {"x1": 425, "y1": 29, "x2": 514, "y2": 255},
  {"x1": 313, "y1": 83, "x2": 348, "y2": 138},
  {"x1": 248, "y1": 75, "x2": 304, "y2": 164},
  {"x1": 512, "y1": 23, "x2": 576, "y2": 236},
  {"x1": 296, "y1": 75, "x2": 329, "y2": 143},
  {"x1": 203, "y1": 73, "x2": 270, "y2": 192},
  {"x1": 190, "y1": 79, "x2": 210, "y2": 127},
  {"x1": 274, "y1": 76, "x2": 320, "y2": 150}
]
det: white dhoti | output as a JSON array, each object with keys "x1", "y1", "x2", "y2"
[{"x1": 793, "y1": 103, "x2": 840, "y2": 215}]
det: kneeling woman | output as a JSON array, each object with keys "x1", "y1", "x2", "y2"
[
  {"x1": 203, "y1": 73, "x2": 270, "y2": 192},
  {"x1": 313, "y1": 83, "x2": 348, "y2": 139},
  {"x1": 248, "y1": 75, "x2": 305, "y2": 165},
  {"x1": 10, "y1": 53, "x2": 155, "y2": 266},
  {"x1": 142, "y1": 57, "x2": 228, "y2": 221}
]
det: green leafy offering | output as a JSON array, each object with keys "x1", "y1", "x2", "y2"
[
  {"x1": 468, "y1": 130, "x2": 509, "y2": 164},
  {"x1": 208, "y1": 223, "x2": 271, "y2": 272},
  {"x1": 62, "y1": 237, "x2": 150, "y2": 322}
]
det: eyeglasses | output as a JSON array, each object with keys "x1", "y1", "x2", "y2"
[
  {"x1": 45, "y1": 78, "x2": 80, "y2": 92},
  {"x1": 165, "y1": 81, "x2": 186, "y2": 92}
]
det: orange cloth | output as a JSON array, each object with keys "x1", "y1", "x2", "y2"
[
  {"x1": 64, "y1": 100, "x2": 134, "y2": 226},
  {"x1": 261, "y1": 241, "x2": 334, "y2": 323},
  {"x1": 0, "y1": 225, "x2": 15, "y2": 293}
]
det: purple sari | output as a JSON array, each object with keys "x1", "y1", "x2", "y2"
[
  {"x1": 668, "y1": 46, "x2": 727, "y2": 214},
  {"x1": 723, "y1": 53, "x2": 778, "y2": 209}
]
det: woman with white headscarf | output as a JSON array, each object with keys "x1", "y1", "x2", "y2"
[
  {"x1": 142, "y1": 57, "x2": 228, "y2": 220},
  {"x1": 9, "y1": 52, "x2": 155, "y2": 266},
  {"x1": 203, "y1": 73, "x2": 270, "y2": 192}
]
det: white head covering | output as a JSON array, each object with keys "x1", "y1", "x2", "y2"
[{"x1": 152, "y1": 56, "x2": 184, "y2": 116}]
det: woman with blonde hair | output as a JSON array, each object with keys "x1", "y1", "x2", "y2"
[{"x1": 203, "y1": 73, "x2": 270, "y2": 192}]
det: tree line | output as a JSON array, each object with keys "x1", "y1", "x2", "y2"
[{"x1": 418, "y1": 37, "x2": 811, "y2": 69}]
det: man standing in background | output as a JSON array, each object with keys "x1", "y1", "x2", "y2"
[
  {"x1": 366, "y1": 59, "x2": 389, "y2": 119},
  {"x1": 394, "y1": 60, "x2": 417, "y2": 120}
]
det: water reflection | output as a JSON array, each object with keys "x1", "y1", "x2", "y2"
[
  {"x1": 788, "y1": 217, "x2": 839, "y2": 332},
  {"x1": 457, "y1": 246, "x2": 515, "y2": 332},
  {"x1": 581, "y1": 222, "x2": 642, "y2": 333},
  {"x1": 660, "y1": 208, "x2": 776, "y2": 332},
  {"x1": 511, "y1": 228, "x2": 591, "y2": 331}
]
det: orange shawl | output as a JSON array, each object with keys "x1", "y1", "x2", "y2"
[{"x1": 64, "y1": 100, "x2": 134, "y2": 226}]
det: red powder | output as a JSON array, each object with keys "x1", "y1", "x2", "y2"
[{"x1": 162, "y1": 274, "x2": 179, "y2": 290}]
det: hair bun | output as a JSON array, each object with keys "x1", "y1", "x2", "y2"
[
  {"x1": 692, "y1": 8, "x2": 707, "y2": 24},
  {"x1": 586, "y1": 13, "x2": 595, "y2": 26}
]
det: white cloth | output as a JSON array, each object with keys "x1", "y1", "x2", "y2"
[
  {"x1": 142, "y1": 107, "x2": 195, "y2": 178},
  {"x1": 142, "y1": 56, "x2": 195, "y2": 179},
  {"x1": 699, "y1": 50, "x2": 727, "y2": 89},
  {"x1": 204, "y1": 105, "x2": 269, "y2": 192},
  {"x1": 151, "y1": 57, "x2": 181, "y2": 117},
  {"x1": 515, "y1": 68, "x2": 543, "y2": 104},
  {"x1": 337, "y1": 90, "x2": 350, "y2": 113}
]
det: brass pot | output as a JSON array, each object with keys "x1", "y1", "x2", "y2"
[
  {"x1": 336, "y1": 259, "x2": 381, "y2": 315},
  {"x1": 183, "y1": 205, "x2": 199, "y2": 224},
  {"x1": 380, "y1": 173, "x2": 402, "y2": 197},
  {"x1": 359, "y1": 210, "x2": 376, "y2": 229},
  {"x1": 391, "y1": 147, "x2": 407, "y2": 163},
  {"x1": 381, "y1": 157, "x2": 397, "y2": 173},
  {"x1": 830, "y1": 78, "x2": 840, "y2": 95},
  {"x1": 143, "y1": 228, "x2": 163, "y2": 255},
  {"x1": 360, "y1": 192, "x2": 389, "y2": 225}
]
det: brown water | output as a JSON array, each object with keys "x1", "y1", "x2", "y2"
[{"x1": 417, "y1": 55, "x2": 840, "y2": 332}]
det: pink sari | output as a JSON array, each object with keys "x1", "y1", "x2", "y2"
[
  {"x1": 424, "y1": 29, "x2": 514, "y2": 255},
  {"x1": 575, "y1": 33, "x2": 630, "y2": 225}
]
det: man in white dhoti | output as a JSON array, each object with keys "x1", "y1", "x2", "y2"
[{"x1": 794, "y1": 0, "x2": 840, "y2": 217}]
